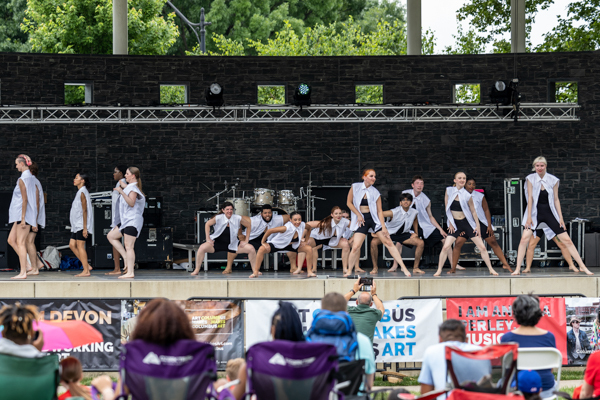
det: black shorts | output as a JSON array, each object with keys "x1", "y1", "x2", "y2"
[
  {"x1": 313, "y1": 238, "x2": 331, "y2": 247},
  {"x1": 450, "y1": 219, "x2": 477, "y2": 239},
  {"x1": 71, "y1": 230, "x2": 91, "y2": 241},
  {"x1": 15, "y1": 221, "x2": 32, "y2": 227},
  {"x1": 268, "y1": 243, "x2": 298, "y2": 253},
  {"x1": 249, "y1": 236, "x2": 264, "y2": 252},
  {"x1": 120, "y1": 226, "x2": 139, "y2": 237},
  {"x1": 212, "y1": 232, "x2": 236, "y2": 254},
  {"x1": 390, "y1": 232, "x2": 414, "y2": 248},
  {"x1": 534, "y1": 205, "x2": 567, "y2": 236},
  {"x1": 478, "y1": 221, "x2": 491, "y2": 240},
  {"x1": 355, "y1": 212, "x2": 382, "y2": 235},
  {"x1": 420, "y1": 227, "x2": 444, "y2": 247}
]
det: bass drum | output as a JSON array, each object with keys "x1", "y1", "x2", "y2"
[{"x1": 225, "y1": 198, "x2": 249, "y2": 216}]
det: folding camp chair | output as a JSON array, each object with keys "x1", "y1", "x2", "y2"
[
  {"x1": 0, "y1": 352, "x2": 60, "y2": 400},
  {"x1": 245, "y1": 340, "x2": 340, "y2": 400}
]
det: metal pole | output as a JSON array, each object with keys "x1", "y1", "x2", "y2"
[
  {"x1": 406, "y1": 0, "x2": 422, "y2": 55},
  {"x1": 200, "y1": 8, "x2": 207, "y2": 54},
  {"x1": 511, "y1": 0, "x2": 526, "y2": 53},
  {"x1": 113, "y1": 0, "x2": 128, "y2": 54}
]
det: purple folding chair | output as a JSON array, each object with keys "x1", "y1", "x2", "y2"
[
  {"x1": 245, "y1": 340, "x2": 340, "y2": 400},
  {"x1": 118, "y1": 339, "x2": 220, "y2": 400}
]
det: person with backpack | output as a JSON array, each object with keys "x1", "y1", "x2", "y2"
[{"x1": 306, "y1": 292, "x2": 375, "y2": 391}]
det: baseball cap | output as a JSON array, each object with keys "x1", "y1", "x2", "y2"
[{"x1": 518, "y1": 370, "x2": 542, "y2": 394}]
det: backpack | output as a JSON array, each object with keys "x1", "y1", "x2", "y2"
[
  {"x1": 306, "y1": 309, "x2": 359, "y2": 362},
  {"x1": 39, "y1": 246, "x2": 60, "y2": 270}
]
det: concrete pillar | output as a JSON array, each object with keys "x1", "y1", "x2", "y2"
[
  {"x1": 113, "y1": 0, "x2": 128, "y2": 55},
  {"x1": 406, "y1": 0, "x2": 422, "y2": 55},
  {"x1": 511, "y1": 0, "x2": 526, "y2": 53}
]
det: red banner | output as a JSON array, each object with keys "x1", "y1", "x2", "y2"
[{"x1": 446, "y1": 297, "x2": 567, "y2": 364}]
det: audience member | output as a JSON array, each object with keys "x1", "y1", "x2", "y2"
[
  {"x1": 58, "y1": 356, "x2": 92, "y2": 400},
  {"x1": 215, "y1": 358, "x2": 246, "y2": 393},
  {"x1": 271, "y1": 301, "x2": 305, "y2": 341},
  {"x1": 0, "y1": 302, "x2": 44, "y2": 358},
  {"x1": 567, "y1": 316, "x2": 591, "y2": 365},
  {"x1": 418, "y1": 319, "x2": 491, "y2": 398},
  {"x1": 500, "y1": 294, "x2": 557, "y2": 398},
  {"x1": 344, "y1": 277, "x2": 385, "y2": 343},
  {"x1": 517, "y1": 370, "x2": 543, "y2": 400},
  {"x1": 308, "y1": 292, "x2": 376, "y2": 391},
  {"x1": 581, "y1": 349, "x2": 600, "y2": 398}
]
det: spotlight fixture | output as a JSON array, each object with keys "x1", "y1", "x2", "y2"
[
  {"x1": 293, "y1": 83, "x2": 311, "y2": 106},
  {"x1": 206, "y1": 83, "x2": 224, "y2": 107},
  {"x1": 490, "y1": 80, "x2": 511, "y2": 105}
]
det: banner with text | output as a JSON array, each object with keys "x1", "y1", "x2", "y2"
[
  {"x1": 564, "y1": 298, "x2": 600, "y2": 366},
  {"x1": 245, "y1": 298, "x2": 442, "y2": 362},
  {"x1": 446, "y1": 297, "x2": 567, "y2": 364}
]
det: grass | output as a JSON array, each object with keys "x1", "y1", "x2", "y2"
[
  {"x1": 557, "y1": 370, "x2": 583, "y2": 380},
  {"x1": 374, "y1": 376, "x2": 419, "y2": 386}
]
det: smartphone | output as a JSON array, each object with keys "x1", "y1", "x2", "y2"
[{"x1": 359, "y1": 277, "x2": 372, "y2": 292}]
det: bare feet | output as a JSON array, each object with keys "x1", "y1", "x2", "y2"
[
  {"x1": 190, "y1": 270, "x2": 200, "y2": 276},
  {"x1": 105, "y1": 270, "x2": 122, "y2": 275},
  {"x1": 249, "y1": 271, "x2": 263, "y2": 278},
  {"x1": 119, "y1": 273, "x2": 135, "y2": 279},
  {"x1": 447, "y1": 269, "x2": 456, "y2": 274},
  {"x1": 401, "y1": 268, "x2": 411, "y2": 277},
  {"x1": 511, "y1": 269, "x2": 521, "y2": 276},
  {"x1": 387, "y1": 266, "x2": 397, "y2": 272},
  {"x1": 89, "y1": 265, "x2": 93, "y2": 271},
  {"x1": 580, "y1": 266, "x2": 594, "y2": 275},
  {"x1": 343, "y1": 273, "x2": 352, "y2": 277},
  {"x1": 522, "y1": 268, "x2": 531, "y2": 274},
  {"x1": 433, "y1": 270, "x2": 442, "y2": 277},
  {"x1": 292, "y1": 269, "x2": 303, "y2": 275},
  {"x1": 489, "y1": 269, "x2": 499, "y2": 276},
  {"x1": 307, "y1": 272, "x2": 317, "y2": 277},
  {"x1": 222, "y1": 268, "x2": 232, "y2": 274},
  {"x1": 412, "y1": 268, "x2": 425, "y2": 275},
  {"x1": 26, "y1": 269, "x2": 39, "y2": 276},
  {"x1": 75, "y1": 272, "x2": 91, "y2": 277},
  {"x1": 370, "y1": 268, "x2": 378, "y2": 275},
  {"x1": 355, "y1": 268, "x2": 366, "y2": 274},
  {"x1": 11, "y1": 274, "x2": 27, "y2": 280},
  {"x1": 502, "y1": 264, "x2": 513, "y2": 273},
  {"x1": 455, "y1": 264, "x2": 466, "y2": 270}
]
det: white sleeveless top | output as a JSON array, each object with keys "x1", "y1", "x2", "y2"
[
  {"x1": 386, "y1": 207, "x2": 418, "y2": 234},
  {"x1": 350, "y1": 182, "x2": 381, "y2": 232},
  {"x1": 445, "y1": 187, "x2": 477, "y2": 230},
  {"x1": 311, "y1": 218, "x2": 348, "y2": 247},
  {"x1": 522, "y1": 173, "x2": 561, "y2": 230},
  {"x1": 8, "y1": 170, "x2": 38, "y2": 227},
  {"x1": 32, "y1": 176, "x2": 46, "y2": 229},
  {"x1": 402, "y1": 189, "x2": 435, "y2": 238},
  {"x1": 523, "y1": 177, "x2": 557, "y2": 240},
  {"x1": 70, "y1": 186, "x2": 94, "y2": 233},
  {"x1": 244, "y1": 214, "x2": 284, "y2": 241},
  {"x1": 470, "y1": 191, "x2": 488, "y2": 227},
  {"x1": 210, "y1": 213, "x2": 242, "y2": 252},
  {"x1": 268, "y1": 221, "x2": 305, "y2": 250},
  {"x1": 119, "y1": 182, "x2": 145, "y2": 237},
  {"x1": 111, "y1": 178, "x2": 127, "y2": 228}
]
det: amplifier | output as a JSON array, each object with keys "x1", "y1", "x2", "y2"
[
  {"x1": 143, "y1": 197, "x2": 162, "y2": 227},
  {"x1": 90, "y1": 245, "x2": 119, "y2": 269},
  {"x1": 92, "y1": 200, "x2": 113, "y2": 247},
  {"x1": 504, "y1": 178, "x2": 524, "y2": 263},
  {"x1": 134, "y1": 226, "x2": 173, "y2": 266}
]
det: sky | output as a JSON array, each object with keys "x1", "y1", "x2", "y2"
[{"x1": 420, "y1": 0, "x2": 574, "y2": 53}]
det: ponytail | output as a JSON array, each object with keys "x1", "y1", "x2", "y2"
[{"x1": 318, "y1": 206, "x2": 341, "y2": 236}]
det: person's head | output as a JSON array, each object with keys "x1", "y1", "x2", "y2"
[
  {"x1": 289, "y1": 211, "x2": 302, "y2": 227},
  {"x1": 387, "y1": 388, "x2": 415, "y2": 400},
  {"x1": 321, "y1": 292, "x2": 347, "y2": 313},
  {"x1": 74, "y1": 173, "x2": 91, "y2": 189},
  {"x1": 341, "y1": 210, "x2": 350, "y2": 219},
  {"x1": 225, "y1": 358, "x2": 245, "y2": 381},
  {"x1": 114, "y1": 165, "x2": 127, "y2": 181},
  {"x1": 362, "y1": 169, "x2": 376, "y2": 187},
  {"x1": 270, "y1": 302, "x2": 305, "y2": 342},
  {"x1": 318, "y1": 206, "x2": 342, "y2": 235},
  {"x1": 219, "y1": 201, "x2": 234, "y2": 217},
  {"x1": 60, "y1": 357, "x2": 92, "y2": 400},
  {"x1": 126, "y1": 167, "x2": 143, "y2": 193},
  {"x1": 411, "y1": 175, "x2": 424, "y2": 193},
  {"x1": 130, "y1": 298, "x2": 195, "y2": 346},
  {"x1": 453, "y1": 171, "x2": 467, "y2": 189},
  {"x1": 29, "y1": 162, "x2": 39, "y2": 177},
  {"x1": 357, "y1": 291, "x2": 373, "y2": 306},
  {"x1": 517, "y1": 370, "x2": 542, "y2": 400},
  {"x1": 15, "y1": 154, "x2": 32, "y2": 172},
  {"x1": 399, "y1": 193, "x2": 413, "y2": 210},
  {"x1": 570, "y1": 316, "x2": 581, "y2": 330},
  {"x1": 0, "y1": 302, "x2": 38, "y2": 345},
  {"x1": 465, "y1": 177, "x2": 476, "y2": 193},
  {"x1": 260, "y1": 204, "x2": 273, "y2": 222},
  {"x1": 438, "y1": 319, "x2": 467, "y2": 343},
  {"x1": 531, "y1": 156, "x2": 547, "y2": 174},
  {"x1": 512, "y1": 294, "x2": 543, "y2": 327}
]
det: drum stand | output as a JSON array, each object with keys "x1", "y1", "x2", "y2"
[
  {"x1": 206, "y1": 180, "x2": 240, "y2": 211},
  {"x1": 300, "y1": 173, "x2": 325, "y2": 222}
]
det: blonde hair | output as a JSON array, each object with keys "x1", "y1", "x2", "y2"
[
  {"x1": 531, "y1": 156, "x2": 547, "y2": 171},
  {"x1": 127, "y1": 166, "x2": 145, "y2": 195},
  {"x1": 226, "y1": 358, "x2": 245, "y2": 381}
]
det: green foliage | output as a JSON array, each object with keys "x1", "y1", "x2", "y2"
[
  {"x1": 64, "y1": 85, "x2": 85, "y2": 105},
  {"x1": 356, "y1": 85, "x2": 383, "y2": 104},
  {"x1": 160, "y1": 85, "x2": 187, "y2": 104},
  {"x1": 554, "y1": 82, "x2": 578, "y2": 103},
  {"x1": 355, "y1": 0, "x2": 405, "y2": 34},
  {"x1": 257, "y1": 86, "x2": 285, "y2": 105},
  {"x1": 0, "y1": 0, "x2": 30, "y2": 52},
  {"x1": 22, "y1": 0, "x2": 179, "y2": 55},
  {"x1": 454, "y1": 83, "x2": 481, "y2": 104}
]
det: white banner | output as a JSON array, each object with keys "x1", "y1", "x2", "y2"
[{"x1": 245, "y1": 298, "x2": 442, "y2": 362}]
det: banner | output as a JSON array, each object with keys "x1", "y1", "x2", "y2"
[
  {"x1": 1, "y1": 299, "x2": 121, "y2": 370},
  {"x1": 446, "y1": 297, "x2": 567, "y2": 364},
  {"x1": 245, "y1": 298, "x2": 442, "y2": 363},
  {"x1": 122, "y1": 299, "x2": 244, "y2": 370},
  {"x1": 565, "y1": 298, "x2": 599, "y2": 366}
]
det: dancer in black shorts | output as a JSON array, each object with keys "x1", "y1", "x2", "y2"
[
  {"x1": 347, "y1": 169, "x2": 411, "y2": 277},
  {"x1": 434, "y1": 172, "x2": 498, "y2": 277},
  {"x1": 512, "y1": 157, "x2": 591, "y2": 275}
]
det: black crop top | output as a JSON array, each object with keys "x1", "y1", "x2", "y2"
[
  {"x1": 360, "y1": 197, "x2": 369, "y2": 206},
  {"x1": 291, "y1": 235, "x2": 299, "y2": 243},
  {"x1": 450, "y1": 198, "x2": 463, "y2": 212},
  {"x1": 538, "y1": 188, "x2": 549, "y2": 205}
]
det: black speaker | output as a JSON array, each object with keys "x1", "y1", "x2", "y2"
[
  {"x1": 134, "y1": 226, "x2": 173, "y2": 265},
  {"x1": 0, "y1": 228, "x2": 41, "y2": 270},
  {"x1": 0, "y1": 192, "x2": 13, "y2": 228},
  {"x1": 90, "y1": 245, "x2": 119, "y2": 269},
  {"x1": 92, "y1": 200, "x2": 113, "y2": 247},
  {"x1": 143, "y1": 197, "x2": 162, "y2": 227}
]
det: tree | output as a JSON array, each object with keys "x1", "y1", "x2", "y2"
[
  {"x1": 0, "y1": 0, "x2": 30, "y2": 52},
  {"x1": 356, "y1": 0, "x2": 405, "y2": 34},
  {"x1": 22, "y1": 0, "x2": 179, "y2": 55}
]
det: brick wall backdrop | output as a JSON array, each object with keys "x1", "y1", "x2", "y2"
[{"x1": 0, "y1": 51, "x2": 599, "y2": 246}]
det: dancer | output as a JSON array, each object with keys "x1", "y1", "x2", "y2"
[
  {"x1": 225, "y1": 205, "x2": 290, "y2": 275},
  {"x1": 7, "y1": 154, "x2": 37, "y2": 280},
  {"x1": 512, "y1": 157, "x2": 591, "y2": 275},
  {"x1": 434, "y1": 172, "x2": 498, "y2": 276},
  {"x1": 69, "y1": 173, "x2": 94, "y2": 277},
  {"x1": 336, "y1": 209, "x2": 360, "y2": 274},
  {"x1": 369, "y1": 192, "x2": 425, "y2": 275},
  {"x1": 107, "y1": 167, "x2": 145, "y2": 279},
  {"x1": 250, "y1": 211, "x2": 314, "y2": 278},
  {"x1": 450, "y1": 177, "x2": 513, "y2": 273},
  {"x1": 190, "y1": 201, "x2": 255, "y2": 276},
  {"x1": 524, "y1": 229, "x2": 577, "y2": 273},
  {"x1": 26, "y1": 162, "x2": 45, "y2": 275},
  {"x1": 347, "y1": 169, "x2": 411, "y2": 277},
  {"x1": 402, "y1": 175, "x2": 464, "y2": 271},
  {"x1": 292, "y1": 206, "x2": 351, "y2": 274},
  {"x1": 106, "y1": 165, "x2": 128, "y2": 276}
]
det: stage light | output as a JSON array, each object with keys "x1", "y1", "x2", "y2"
[
  {"x1": 206, "y1": 83, "x2": 224, "y2": 107},
  {"x1": 490, "y1": 80, "x2": 511, "y2": 105},
  {"x1": 293, "y1": 83, "x2": 311, "y2": 106}
]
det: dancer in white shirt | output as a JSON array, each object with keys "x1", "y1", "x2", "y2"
[
  {"x1": 106, "y1": 165, "x2": 128, "y2": 275},
  {"x1": 69, "y1": 173, "x2": 94, "y2": 277},
  {"x1": 512, "y1": 157, "x2": 591, "y2": 275},
  {"x1": 26, "y1": 162, "x2": 45, "y2": 275}
]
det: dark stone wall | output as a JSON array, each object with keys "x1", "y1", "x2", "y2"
[{"x1": 0, "y1": 51, "x2": 599, "y2": 246}]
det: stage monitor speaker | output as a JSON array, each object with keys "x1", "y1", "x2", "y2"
[
  {"x1": 134, "y1": 226, "x2": 173, "y2": 265},
  {"x1": 92, "y1": 200, "x2": 113, "y2": 247},
  {"x1": 90, "y1": 245, "x2": 120, "y2": 269},
  {"x1": 143, "y1": 197, "x2": 162, "y2": 227}
]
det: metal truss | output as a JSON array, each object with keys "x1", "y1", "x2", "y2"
[{"x1": 0, "y1": 103, "x2": 578, "y2": 124}]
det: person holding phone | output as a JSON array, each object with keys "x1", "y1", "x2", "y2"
[{"x1": 344, "y1": 277, "x2": 385, "y2": 343}]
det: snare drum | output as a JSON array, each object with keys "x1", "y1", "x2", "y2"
[
  {"x1": 253, "y1": 188, "x2": 275, "y2": 206},
  {"x1": 225, "y1": 198, "x2": 249, "y2": 216},
  {"x1": 278, "y1": 190, "x2": 295, "y2": 206}
]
